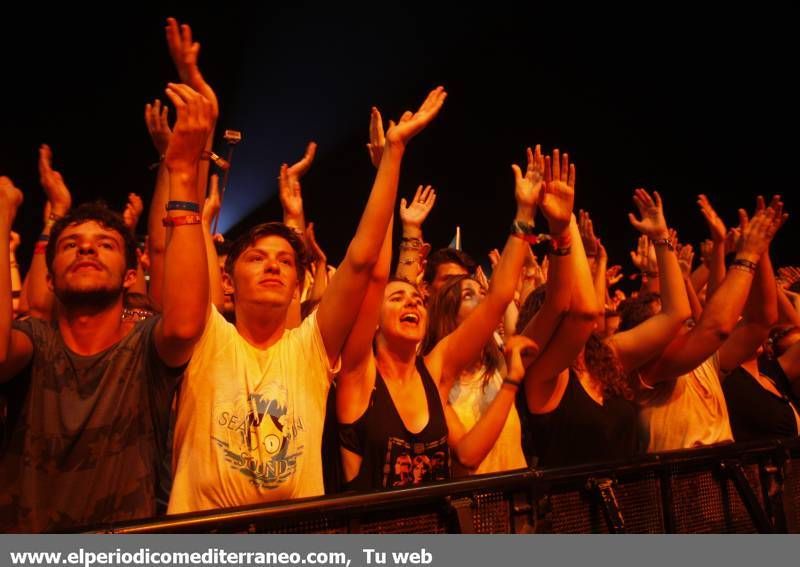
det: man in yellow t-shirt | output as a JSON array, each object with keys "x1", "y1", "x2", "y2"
[{"x1": 168, "y1": 87, "x2": 447, "y2": 513}]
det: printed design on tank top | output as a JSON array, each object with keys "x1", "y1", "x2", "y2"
[
  {"x1": 211, "y1": 382, "x2": 304, "y2": 489},
  {"x1": 382, "y1": 435, "x2": 449, "y2": 488}
]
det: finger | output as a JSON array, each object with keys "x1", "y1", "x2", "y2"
[
  {"x1": 526, "y1": 147, "x2": 534, "y2": 174},
  {"x1": 165, "y1": 17, "x2": 181, "y2": 54},
  {"x1": 552, "y1": 149, "x2": 561, "y2": 181},
  {"x1": 400, "y1": 198, "x2": 408, "y2": 211},
  {"x1": 413, "y1": 185, "x2": 423, "y2": 202},
  {"x1": 181, "y1": 23, "x2": 193, "y2": 53},
  {"x1": 653, "y1": 190, "x2": 663, "y2": 209},
  {"x1": 164, "y1": 86, "x2": 187, "y2": 111},
  {"x1": 568, "y1": 163, "x2": 576, "y2": 187},
  {"x1": 420, "y1": 185, "x2": 433, "y2": 203},
  {"x1": 511, "y1": 163, "x2": 523, "y2": 185},
  {"x1": 160, "y1": 105, "x2": 170, "y2": 131},
  {"x1": 543, "y1": 156, "x2": 552, "y2": 183},
  {"x1": 560, "y1": 152, "x2": 569, "y2": 183},
  {"x1": 756, "y1": 195, "x2": 766, "y2": 212},
  {"x1": 428, "y1": 191, "x2": 437, "y2": 209},
  {"x1": 738, "y1": 208, "x2": 750, "y2": 231},
  {"x1": 144, "y1": 103, "x2": 154, "y2": 131},
  {"x1": 294, "y1": 141, "x2": 317, "y2": 173}
]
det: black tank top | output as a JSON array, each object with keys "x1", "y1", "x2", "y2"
[
  {"x1": 339, "y1": 357, "x2": 450, "y2": 491},
  {"x1": 526, "y1": 370, "x2": 638, "y2": 468},
  {"x1": 723, "y1": 357, "x2": 799, "y2": 442}
]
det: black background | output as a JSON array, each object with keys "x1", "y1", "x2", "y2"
[{"x1": 1, "y1": 3, "x2": 796, "y2": 286}]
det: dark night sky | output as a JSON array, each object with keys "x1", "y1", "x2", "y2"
[{"x1": 1, "y1": 4, "x2": 797, "y2": 287}]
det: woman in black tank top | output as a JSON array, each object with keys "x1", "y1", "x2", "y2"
[
  {"x1": 514, "y1": 189, "x2": 693, "y2": 467},
  {"x1": 335, "y1": 144, "x2": 544, "y2": 491}
]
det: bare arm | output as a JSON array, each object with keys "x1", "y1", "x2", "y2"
[
  {"x1": 396, "y1": 184, "x2": 436, "y2": 282},
  {"x1": 643, "y1": 204, "x2": 785, "y2": 384},
  {"x1": 153, "y1": 83, "x2": 214, "y2": 368},
  {"x1": 0, "y1": 177, "x2": 33, "y2": 381},
  {"x1": 446, "y1": 335, "x2": 537, "y2": 469},
  {"x1": 317, "y1": 87, "x2": 446, "y2": 367},
  {"x1": 335, "y1": 218, "x2": 393, "y2": 423},
  {"x1": 718, "y1": 197, "x2": 783, "y2": 373},
  {"x1": 610, "y1": 190, "x2": 691, "y2": 374},
  {"x1": 429, "y1": 145, "x2": 546, "y2": 393},
  {"x1": 697, "y1": 194, "x2": 727, "y2": 296}
]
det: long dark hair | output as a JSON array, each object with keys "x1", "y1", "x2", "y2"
[
  {"x1": 421, "y1": 275, "x2": 502, "y2": 384},
  {"x1": 518, "y1": 284, "x2": 634, "y2": 400}
]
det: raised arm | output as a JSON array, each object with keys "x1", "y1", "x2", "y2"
[
  {"x1": 201, "y1": 174, "x2": 225, "y2": 311},
  {"x1": 396, "y1": 184, "x2": 436, "y2": 282},
  {"x1": 427, "y1": 145, "x2": 544, "y2": 392},
  {"x1": 278, "y1": 142, "x2": 317, "y2": 234},
  {"x1": 697, "y1": 194, "x2": 727, "y2": 296},
  {"x1": 717, "y1": 196, "x2": 783, "y2": 373},
  {"x1": 165, "y1": 17, "x2": 219, "y2": 202},
  {"x1": 144, "y1": 99, "x2": 172, "y2": 310},
  {"x1": 519, "y1": 150, "x2": 598, "y2": 412},
  {"x1": 335, "y1": 218, "x2": 394, "y2": 423},
  {"x1": 153, "y1": 83, "x2": 214, "y2": 368},
  {"x1": 0, "y1": 177, "x2": 33, "y2": 381},
  {"x1": 609, "y1": 189, "x2": 691, "y2": 373},
  {"x1": 643, "y1": 203, "x2": 785, "y2": 384},
  {"x1": 316, "y1": 87, "x2": 446, "y2": 366}
]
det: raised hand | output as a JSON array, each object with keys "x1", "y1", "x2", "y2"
[
  {"x1": 777, "y1": 266, "x2": 800, "y2": 289},
  {"x1": 163, "y1": 83, "x2": 215, "y2": 174},
  {"x1": 122, "y1": 193, "x2": 144, "y2": 231},
  {"x1": 677, "y1": 243, "x2": 695, "y2": 278},
  {"x1": 305, "y1": 222, "x2": 327, "y2": 266},
  {"x1": 144, "y1": 99, "x2": 172, "y2": 156},
  {"x1": 699, "y1": 239, "x2": 713, "y2": 267},
  {"x1": 38, "y1": 144, "x2": 72, "y2": 216},
  {"x1": 630, "y1": 235, "x2": 657, "y2": 273},
  {"x1": 202, "y1": 174, "x2": 221, "y2": 226},
  {"x1": 0, "y1": 176, "x2": 23, "y2": 227},
  {"x1": 399, "y1": 185, "x2": 437, "y2": 229},
  {"x1": 606, "y1": 264, "x2": 624, "y2": 287},
  {"x1": 540, "y1": 148, "x2": 575, "y2": 235},
  {"x1": 736, "y1": 201, "x2": 787, "y2": 261},
  {"x1": 512, "y1": 145, "x2": 545, "y2": 217},
  {"x1": 384, "y1": 86, "x2": 447, "y2": 149},
  {"x1": 165, "y1": 17, "x2": 219, "y2": 119},
  {"x1": 579, "y1": 209, "x2": 599, "y2": 257},
  {"x1": 628, "y1": 188, "x2": 668, "y2": 240},
  {"x1": 697, "y1": 194, "x2": 727, "y2": 243},
  {"x1": 367, "y1": 107, "x2": 386, "y2": 168},
  {"x1": 279, "y1": 142, "x2": 317, "y2": 220}
]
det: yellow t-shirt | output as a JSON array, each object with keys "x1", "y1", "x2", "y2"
[
  {"x1": 448, "y1": 367, "x2": 527, "y2": 477},
  {"x1": 638, "y1": 353, "x2": 733, "y2": 453},
  {"x1": 168, "y1": 308, "x2": 335, "y2": 514}
]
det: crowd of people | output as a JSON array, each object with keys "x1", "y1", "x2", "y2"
[{"x1": 1, "y1": 18, "x2": 799, "y2": 533}]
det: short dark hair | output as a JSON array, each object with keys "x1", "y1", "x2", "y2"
[
  {"x1": 224, "y1": 222, "x2": 308, "y2": 283},
  {"x1": 422, "y1": 248, "x2": 477, "y2": 284},
  {"x1": 46, "y1": 202, "x2": 138, "y2": 273},
  {"x1": 618, "y1": 292, "x2": 661, "y2": 332}
]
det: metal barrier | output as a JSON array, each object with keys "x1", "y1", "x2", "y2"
[{"x1": 90, "y1": 439, "x2": 800, "y2": 534}]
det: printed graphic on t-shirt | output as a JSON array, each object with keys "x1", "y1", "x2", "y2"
[
  {"x1": 211, "y1": 382, "x2": 304, "y2": 489},
  {"x1": 382, "y1": 435, "x2": 449, "y2": 488}
]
